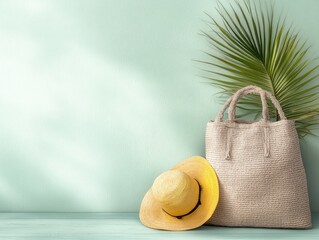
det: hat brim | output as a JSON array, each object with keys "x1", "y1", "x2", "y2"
[{"x1": 139, "y1": 156, "x2": 219, "y2": 231}]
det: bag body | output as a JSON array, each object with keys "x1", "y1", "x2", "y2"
[{"x1": 205, "y1": 86, "x2": 312, "y2": 228}]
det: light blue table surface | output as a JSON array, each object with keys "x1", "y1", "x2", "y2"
[{"x1": 0, "y1": 212, "x2": 317, "y2": 239}]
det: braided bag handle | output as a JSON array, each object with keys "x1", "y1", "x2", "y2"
[{"x1": 215, "y1": 86, "x2": 287, "y2": 123}]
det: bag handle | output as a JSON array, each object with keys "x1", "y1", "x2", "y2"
[{"x1": 215, "y1": 86, "x2": 287, "y2": 122}]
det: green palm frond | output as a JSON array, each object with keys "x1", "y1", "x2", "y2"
[{"x1": 200, "y1": 0, "x2": 319, "y2": 137}]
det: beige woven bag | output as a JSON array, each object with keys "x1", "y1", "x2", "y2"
[{"x1": 205, "y1": 85, "x2": 312, "y2": 228}]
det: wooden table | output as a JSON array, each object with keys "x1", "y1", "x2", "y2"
[{"x1": 0, "y1": 212, "x2": 317, "y2": 239}]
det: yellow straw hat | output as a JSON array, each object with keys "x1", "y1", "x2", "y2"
[{"x1": 139, "y1": 156, "x2": 219, "y2": 231}]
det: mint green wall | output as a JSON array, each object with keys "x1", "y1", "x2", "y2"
[{"x1": 0, "y1": 0, "x2": 318, "y2": 212}]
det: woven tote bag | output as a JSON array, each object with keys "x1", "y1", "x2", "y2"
[{"x1": 205, "y1": 85, "x2": 312, "y2": 228}]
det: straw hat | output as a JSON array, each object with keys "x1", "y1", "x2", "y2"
[{"x1": 139, "y1": 156, "x2": 219, "y2": 230}]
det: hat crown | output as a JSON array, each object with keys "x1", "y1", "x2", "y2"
[{"x1": 151, "y1": 170, "x2": 199, "y2": 217}]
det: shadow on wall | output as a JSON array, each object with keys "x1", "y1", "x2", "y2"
[
  {"x1": 0, "y1": 0, "x2": 213, "y2": 211},
  {"x1": 0, "y1": 42, "x2": 190, "y2": 211}
]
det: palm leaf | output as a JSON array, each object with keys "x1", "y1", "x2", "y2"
[{"x1": 200, "y1": 0, "x2": 319, "y2": 137}]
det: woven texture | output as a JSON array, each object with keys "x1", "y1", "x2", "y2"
[{"x1": 205, "y1": 86, "x2": 312, "y2": 229}]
